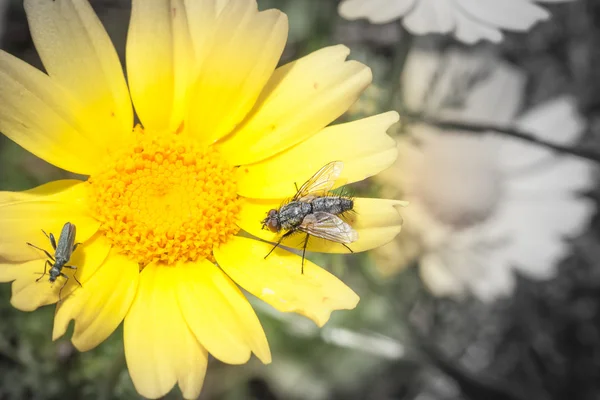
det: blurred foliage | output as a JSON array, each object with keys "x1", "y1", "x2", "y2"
[{"x1": 1, "y1": 0, "x2": 600, "y2": 400}]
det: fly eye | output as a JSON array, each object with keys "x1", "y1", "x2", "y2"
[
  {"x1": 267, "y1": 219, "x2": 279, "y2": 232},
  {"x1": 267, "y1": 209, "x2": 277, "y2": 217}
]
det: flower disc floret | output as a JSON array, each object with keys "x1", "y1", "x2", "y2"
[{"x1": 88, "y1": 126, "x2": 241, "y2": 265}]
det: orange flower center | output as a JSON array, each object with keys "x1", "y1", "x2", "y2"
[{"x1": 87, "y1": 125, "x2": 241, "y2": 266}]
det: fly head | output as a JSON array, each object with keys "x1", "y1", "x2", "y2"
[{"x1": 262, "y1": 209, "x2": 281, "y2": 232}]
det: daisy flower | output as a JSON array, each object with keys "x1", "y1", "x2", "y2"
[
  {"x1": 338, "y1": 0, "x2": 575, "y2": 44},
  {"x1": 376, "y1": 49, "x2": 595, "y2": 301},
  {"x1": 0, "y1": 0, "x2": 404, "y2": 398}
]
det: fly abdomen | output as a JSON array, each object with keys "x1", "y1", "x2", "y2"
[{"x1": 311, "y1": 197, "x2": 353, "y2": 215}]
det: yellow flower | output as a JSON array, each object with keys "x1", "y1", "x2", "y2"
[{"x1": 0, "y1": 0, "x2": 404, "y2": 398}]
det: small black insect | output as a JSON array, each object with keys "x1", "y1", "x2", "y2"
[
  {"x1": 26, "y1": 222, "x2": 82, "y2": 301},
  {"x1": 262, "y1": 161, "x2": 358, "y2": 273}
]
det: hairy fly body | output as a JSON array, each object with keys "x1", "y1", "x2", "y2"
[
  {"x1": 26, "y1": 222, "x2": 82, "y2": 301},
  {"x1": 262, "y1": 161, "x2": 358, "y2": 273}
]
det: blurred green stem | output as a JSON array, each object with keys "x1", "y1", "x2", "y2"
[{"x1": 407, "y1": 113, "x2": 600, "y2": 163}]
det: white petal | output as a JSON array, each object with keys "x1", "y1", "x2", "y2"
[
  {"x1": 461, "y1": 61, "x2": 525, "y2": 123},
  {"x1": 516, "y1": 96, "x2": 585, "y2": 145},
  {"x1": 403, "y1": 0, "x2": 455, "y2": 35},
  {"x1": 500, "y1": 194, "x2": 593, "y2": 236},
  {"x1": 468, "y1": 253, "x2": 515, "y2": 302},
  {"x1": 496, "y1": 136, "x2": 553, "y2": 172},
  {"x1": 483, "y1": 197, "x2": 594, "y2": 280},
  {"x1": 339, "y1": 0, "x2": 417, "y2": 24},
  {"x1": 505, "y1": 156, "x2": 595, "y2": 196},
  {"x1": 406, "y1": 49, "x2": 524, "y2": 122},
  {"x1": 368, "y1": 0, "x2": 418, "y2": 24},
  {"x1": 456, "y1": 0, "x2": 550, "y2": 31},
  {"x1": 505, "y1": 237, "x2": 566, "y2": 279},
  {"x1": 419, "y1": 252, "x2": 466, "y2": 299},
  {"x1": 338, "y1": 0, "x2": 386, "y2": 21},
  {"x1": 401, "y1": 48, "x2": 443, "y2": 112},
  {"x1": 452, "y1": 9, "x2": 504, "y2": 44},
  {"x1": 498, "y1": 96, "x2": 587, "y2": 171}
]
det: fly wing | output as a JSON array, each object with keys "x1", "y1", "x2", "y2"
[
  {"x1": 299, "y1": 212, "x2": 358, "y2": 244},
  {"x1": 293, "y1": 161, "x2": 344, "y2": 201}
]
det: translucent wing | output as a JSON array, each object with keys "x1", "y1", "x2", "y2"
[
  {"x1": 299, "y1": 212, "x2": 358, "y2": 244},
  {"x1": 293, "y1": 161, "x2": 343, "y2": 201}
]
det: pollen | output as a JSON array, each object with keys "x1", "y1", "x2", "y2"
[{"x1": 87, "y1": 125, "x2": 241, "y2": 266}]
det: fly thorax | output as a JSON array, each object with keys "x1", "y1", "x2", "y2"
[{"x1": 279, "y1": 201, "x2": 311, "y2": 230}]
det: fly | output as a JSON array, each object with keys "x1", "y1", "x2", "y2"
[
  {"x1": 261, "y1": 161, "x2": 358, "y2": 273},
  {"x1": 26, "y1": 222, "x2": 82, "y2": 301}
]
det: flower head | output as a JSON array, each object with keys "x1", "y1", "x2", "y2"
[
  {"x1": 338, "y1": 0, "x2": 575, "y2": 44},
  {"x1": 376, "y1": 49, "x2": 595, "y2": 301},
  {"x1": 0, "y1": 0, "x2": 404, "y2": 398}
]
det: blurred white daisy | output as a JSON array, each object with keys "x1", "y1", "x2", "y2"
[
  {"x1": 376, "y1": 49, "x2": 596, "y2": 301},
  {"x1": 338, "y1": 0, "x2": 575, "y2": 44}
]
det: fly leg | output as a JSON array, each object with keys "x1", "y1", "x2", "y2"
[
  {"x1": 26, "y1": 242, "x2": 55, "y2": 261},
  {"x1": 72, "y1": 243, "x2": 82, "y2": 252},
  {"x1": 301, "y1": 233, "x2": 310, "y2": 274},
  {"x1": 265, "y1": 231, "x2": 295, "y2": 260},
  {"x1": 36, "y1": 260, "x2": 52, "y2": 282},
  {"x1": 341, "y1": 243, "x2": 354, "y2": 253},
  {"x1": 63, "y1": 265, "x2": 82, "y2": 287}
]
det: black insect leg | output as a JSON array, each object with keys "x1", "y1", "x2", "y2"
[
  {"x1": 264, "y1": 231, "x2": 295, "y2": 260},
  {"x1": 341, "y1": 243, "x2": 354, "y2": 253},
  {"x1": 72, "y1": 243, "x2": 81, "y2": 252},
  {"x1": 42, "y1": 230, "x2": 57, "y2": 250},
  {"x1": 301, "y1": 234, "x2": 310, "y2": 274},
  {"x1": 26, "y1": 242, "x2": 55, "y2": 261},
  {"x1": 36, "y1": 260, "x2": 52, "y2": 282},
  {"x1": 63, "y1": 265, "x2": 82, "y2": 287},
  {"x1": 57, "y1": 273, "x2": 70, "y2": 302}
]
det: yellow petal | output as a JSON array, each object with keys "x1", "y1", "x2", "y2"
[
  {"x1": 236, "y1": 112, "x2": 399, "y2": 198},
  {"x1": 175, "y1": 259, "x2": 271, "y2": 364},
  {"x1": 184, "y1": 0, "x2": 226, "y2": 69},
  {"x1": 214, "y1": 236, "x2": 359, "y2": 327},
  {"x1": 124, "y1": 264, "x2": 208, "y2": 400},
  {"x1": 127, "y1": 0, "x2": 195, "y2": 132},
  {"x1": 238, "y1": 197, "x2": 407, "y2": 253},
  {"x1": 188, "y1": 1, "x2": 288, "y2": 145},
  {"x1": 217, "y1": 45, "x2": 372, "y2": 165},
  {"x1": 24, "y1": 0, "x2": 133, "y2": 148},
  {"x1": 0, "y1": 51, "x2": 113, "y2": 174},
  {"x1": 0, "y1": 233, "x2": 111, "y2": 312},
  {"x1": 0, "y1": 180, "x2": 100, "y2": 262},
  {"x1": 52, "y1": 249, "x2": 138, "y2": 351}
]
